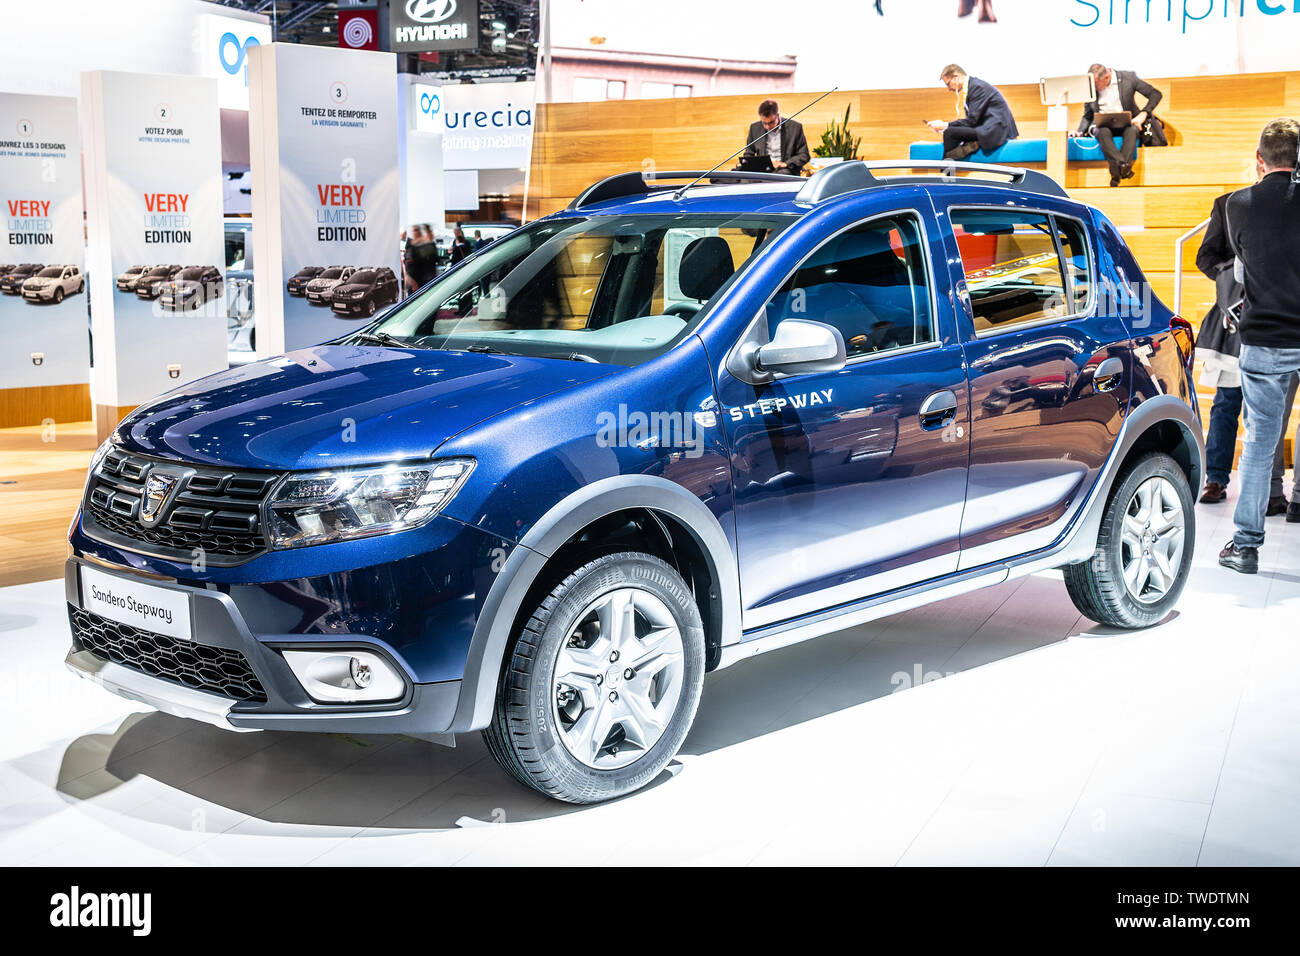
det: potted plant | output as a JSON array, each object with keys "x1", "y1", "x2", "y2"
[{"x1": 808, "y1": 105, "x2": 863, "y2": 172}]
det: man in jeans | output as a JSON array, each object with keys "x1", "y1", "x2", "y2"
[{"x1": 1220, "y1": 119, "x2": 1300, "y2": 574}]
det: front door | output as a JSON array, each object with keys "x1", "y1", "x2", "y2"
[{"x1": 717, "y1": 209, "x2": 971, "y2": 630}]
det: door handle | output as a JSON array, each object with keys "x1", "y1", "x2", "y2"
[
  {"x1": 1094, "y1": 357, "x2": 1124, "y2": 393},
  {"x1": 919, "y1": 389, "x2": 959, "y2": 430}
]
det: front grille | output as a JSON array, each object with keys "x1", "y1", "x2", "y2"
[
  {"x1": 83, "y1": 449, "x2": 279, "y2": 564},
  {"x1": 69, "y1": 606, "x2": 267, "y2": 702}
]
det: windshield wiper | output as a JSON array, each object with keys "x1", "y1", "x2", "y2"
[
  {"x1": 541, "y1": 352, "x2": 601, "y2": 363},
  {"x1": 357, "y1": 331, "x2": 403, "y2": 347}
]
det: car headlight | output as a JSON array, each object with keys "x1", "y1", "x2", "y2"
[
  {"x1": 266, "y1": 459, "x2": 474, "y2": 548},
  {"x1": 86, "y1": 438, "x2": 113, "y2": 484}
]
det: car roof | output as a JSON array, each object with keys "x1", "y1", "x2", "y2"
[{"x1": 556, "y1": 161, "x2": 1091, "y2": 222}]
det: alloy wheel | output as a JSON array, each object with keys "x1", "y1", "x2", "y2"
[
  {"x1": 1120, "y1": 475, "x2": 1186, "y2": 604},
  {"x1": 551, "y1": 587, "x2": 685, "y2": 770}
]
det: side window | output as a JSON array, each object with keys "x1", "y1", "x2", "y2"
[
  {"x1": 766, "y1": 214, "x2": 935, "y2": 359},
  {"x1": 952, "y1": 208, "x2": 1089, "y2": 334},
  {"x1": 1055, "y1": 217, "x2": 1092, "y2": 313}
]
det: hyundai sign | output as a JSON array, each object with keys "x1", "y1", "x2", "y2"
[{"x1": 389, "y1": 0, "x2": 480, "y2": 53}]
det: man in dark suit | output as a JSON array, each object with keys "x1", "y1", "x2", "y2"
[
  {"x1": 743, "y1": 99, "x2": 810, "y2": 176},
  {"x1": 926, "y1": 65, "x2": 1018, "y2": 160},
  {"x1": 1076, "y1": 64, "x2": 1163, "y2": 187},
  {"x1": 1219, "y1": 119, "x2": 1300, "y2": 574}
]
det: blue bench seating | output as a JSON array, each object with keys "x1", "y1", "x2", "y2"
[{"x1": 908, "y1": 137, "x2": 1139, "y2": 164}]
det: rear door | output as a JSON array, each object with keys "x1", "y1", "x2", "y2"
[{"x1": 935, "y1": 198, "x2": 1132, "y2": 569}]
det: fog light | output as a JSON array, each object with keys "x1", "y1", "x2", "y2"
[{"x1": 281, "y1": 649, "x2": 404, "y2": 703}]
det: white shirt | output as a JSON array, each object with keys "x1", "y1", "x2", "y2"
[
  {"x1": 766, "y1": 123, "x2": 782, "y2": 163},
  {"x1": 1097, "y1": 72, "x2": 1123, "y2": 114}
]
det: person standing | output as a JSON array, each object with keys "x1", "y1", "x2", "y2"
[
  {"x1": 926, "y1": 65, "x2": 1018, "y2": 160},
  {"x1": 1076, "y1": 65, "x2": 1163, "y2": 188},
  {"x1": 449, "y1": 226, "x2": 472, "y2": 266},
  {"x1": 1219, "y1": 119, "x2": 1300, "y2": 574},
  {"x1": 1196, "y1": 190, "x2": 1300, "y2": 512},
  {"x1": 743, "y1": 99, "x2": 810, "y2": 176}
]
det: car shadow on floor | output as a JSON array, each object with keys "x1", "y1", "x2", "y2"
[{"x1": 54, "y1": 577, "x2": 1101, "y2": 831}]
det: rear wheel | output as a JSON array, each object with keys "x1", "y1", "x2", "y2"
[
  {"x1": 1063, "y1": 451, "x2": 1195, "y2": 628},
  {"x1": 483, "y1": 551, "x2": 705, "y2": 803}
]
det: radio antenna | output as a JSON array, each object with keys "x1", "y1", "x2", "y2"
[{"x1": 670, "y1": 87, "x2": 840, "y2": 201}]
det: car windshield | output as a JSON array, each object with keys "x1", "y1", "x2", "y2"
[
  {"x1": 319, "y1": 268, "x2": 344, "y2": 279},
  {"x1": 356, "y1": 213, "x2": 795, "y2": 365},
  {"x1": 148, "y1": 268, "x2": 170, "y2": 277},
  {"x1": 179, "y1": 268, "x2": 203, "y2": 279},
  {"x1": 348, "y1": 270, "x2": 376, "y2": 284},
  {"x1": 296, "y1": 268, "x2": 320, "y2": 277},
  {"x1": 36, "y1": 267, "x2": 61, "y2": 277}
]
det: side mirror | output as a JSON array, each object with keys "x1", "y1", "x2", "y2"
[{"x1": 755, "y1": 319, "x2": 847, "y2": 377}]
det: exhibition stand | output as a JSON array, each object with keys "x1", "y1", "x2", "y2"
[
  {"x1": 81, "y1": 71, "x2": 227, "y2": 441},
  {"x1": 246, "y1": 43, "x2": 401, "y2": 356},
  {"x1": 0, "y1": 93, "x2": 89, "y2": 428}
]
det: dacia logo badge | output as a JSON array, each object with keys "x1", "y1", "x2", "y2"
[{"x1": 140, "y1": 471, "x2": 178, "y2": 526}]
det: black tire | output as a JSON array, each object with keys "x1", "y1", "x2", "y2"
[
  {"x1": 364, "y1": 297, "x2": 376, "y2": 317},
  {"x1": 1063, "y1": 451, "x2": 1195, "y2": 628},
  {"x1": 482, "y1": 551, "x2": 705, "y2": 803},
  {"x1": 53, "y1": 287, "x2": 64, "y2": 304}
]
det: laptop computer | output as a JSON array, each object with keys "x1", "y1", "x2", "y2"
[
  {"x1": 737, "y1": 154, "x2": 775, "y2": 173},
  {"x1": 1093, "y1": 111, "x2": 1132, "y2": 130}
]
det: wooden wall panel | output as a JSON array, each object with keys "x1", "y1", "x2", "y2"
[{"x1": 0, "y1": 384, "x2": 92, "y2": 429}]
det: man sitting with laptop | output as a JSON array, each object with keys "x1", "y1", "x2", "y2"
[
  {"x1": 1075, "y1": 63, "x2": 1164, "y2": 187},
  {"x1": 742, "y1": 99, "x2": 810, "y2": 177}
]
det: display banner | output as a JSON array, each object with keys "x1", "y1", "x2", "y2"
[
  {"x1": 81, "y1": 71, "x2": 226, "y2": 417},
  {"x1": 389, "y1": 0, "x2": 481, "y2": 54},
  {"x1": 0, "y1": 92, "x2": 89, "y2": 414},
  {"x1": 248, "y1": 43, "x2": 400, "y2": 354},
  {"x1": 550, "y1": 0, "x2": 1300, "y2": 94},
  {"x1": 441, "y1": 82, "x2": 535, "y2": 170}
]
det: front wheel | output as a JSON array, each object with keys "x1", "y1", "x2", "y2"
[
  {"x1": 53, "y1": 287, "x2": 64, "y2": 304},
  {"x1": 1063, "y1": 451, "x2": 1195, "y2": 628},
  {"x1": 483, "y1": 551, "x2": 705, "y2": 803}
]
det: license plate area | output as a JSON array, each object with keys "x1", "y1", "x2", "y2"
[{"x1": 78, "y1": 565, "x2": 193, "y2": 641}]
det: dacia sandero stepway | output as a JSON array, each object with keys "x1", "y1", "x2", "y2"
[{"x1": 67, "y1": 161, "x2": 1203, "y2": 803}]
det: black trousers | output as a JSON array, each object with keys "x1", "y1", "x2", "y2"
[
  {"x1": 942, "y1": 124, "x2": 983, "y2": 156},
  {"x1": 1095, "y1": 125, "x2": 1139, "y2": 170}
]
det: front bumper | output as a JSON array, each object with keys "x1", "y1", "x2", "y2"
[
  {"x1": 64, "y1": 556, "x2": 461, "y2": 735},
  {"x1": 331, "y1": 297, "x2": 369, "y2": 315},
  {"x1": 22, "y1": 286, "x2": 51, "y2": 301}
]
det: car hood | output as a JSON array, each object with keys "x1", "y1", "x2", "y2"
[{"x1": 113, "y1": 344, "x2": 618, "y2": 472}]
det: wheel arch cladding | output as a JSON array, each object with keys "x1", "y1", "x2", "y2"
[{"x1": 449, "y1": 475, "x2": 741, "y2": 733}]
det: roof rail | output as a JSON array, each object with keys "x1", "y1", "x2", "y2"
[
  {"x1": 567, "y1": 170, "x2": 801, "y2": 210},
  {"x1": 794, "y1": 159, "x2": 1068, "y2": 204}
]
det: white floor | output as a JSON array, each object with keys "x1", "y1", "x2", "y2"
[{"x1": 2, "y1": 492, "x2": 1298, "y2": 866}]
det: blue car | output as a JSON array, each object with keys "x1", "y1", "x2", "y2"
[{"x1": 66, "y1": 161, "x2": 1204, "y2": 803}]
